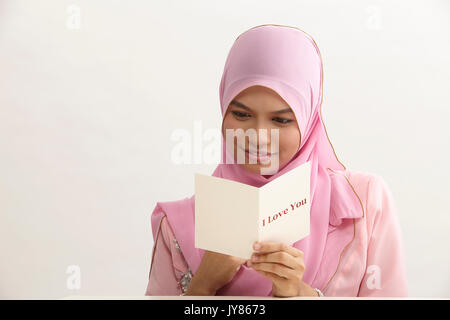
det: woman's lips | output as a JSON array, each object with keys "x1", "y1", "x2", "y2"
[{"x1": 238, "y1": 147, "x2": 278, "y2": 164}]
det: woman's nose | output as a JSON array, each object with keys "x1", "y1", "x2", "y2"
[{"x1": 246, "y1": 125, "x2": 274, "y2": 152}]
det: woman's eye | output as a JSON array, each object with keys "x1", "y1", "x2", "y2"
[
  {"x1": 273, "y1": 117, "x2": 293, "y2": 124},
  {"x1": 231, "y1": 110, "x2": 251, "y2": 119}
]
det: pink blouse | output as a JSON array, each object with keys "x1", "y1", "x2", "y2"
[{"x1": 145, "y1": 170, "x2": 408, "y2": 297}]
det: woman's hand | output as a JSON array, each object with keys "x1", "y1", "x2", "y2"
[
  {"x1": 246, "y1": 241, "x2": 319, "y2": 297},
  {"x1": 185, "y1": 250, "x2": 246, "y2": 296}
]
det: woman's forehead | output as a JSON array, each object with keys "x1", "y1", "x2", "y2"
[{"x1": 232, "y1": 85, "x2": 292, "y2": 111}]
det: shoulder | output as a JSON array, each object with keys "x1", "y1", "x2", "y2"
[
  {"x1": 329, "y1": 168, "x2": 394, "y2": 212},
  {"x1": 150, "y1": 196, "x2": 194, "y2": 239},
  {"x1": 338, "y1": 169, "x2": 397, "y2": 233},
  {"x1": 329, "y1": 168, "x2": 381, "y2": 209},
  {"x1": 344, "y1": 170, "x2": 394, "y2": 211},
  {"x1": 343, "y1": 169, "x2": 380, "y2": 191},
  {"x1": 152, "y1": 196, "x2": 194, "y2": 216},
  {"x1": 152, "y1": 208, "x2": 177, "y2": 247}
]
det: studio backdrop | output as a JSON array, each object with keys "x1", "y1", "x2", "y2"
[{"x1": 0, "y1": 0, "x2": 449, "y2": 298}]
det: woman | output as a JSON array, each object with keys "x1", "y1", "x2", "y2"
[{"x1": 145, "y1": 24, "x2": 408, "y2": 297}]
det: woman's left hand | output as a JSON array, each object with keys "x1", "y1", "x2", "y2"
[{"x1": 246, "y1": 241, "x2": 319, "y2": 297}]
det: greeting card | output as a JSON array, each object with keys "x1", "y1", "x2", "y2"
[{"x1": 195, "y1": 161, "x2": 311, "y2": 259}]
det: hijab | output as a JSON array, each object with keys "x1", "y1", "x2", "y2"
[{"x1": 151, "y1": 24, "x2": 364, "y2": 296}]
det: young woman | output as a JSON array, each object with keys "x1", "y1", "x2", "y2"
[{"x1": 145, "y1": 24, "x2": 408, "y2": 297}]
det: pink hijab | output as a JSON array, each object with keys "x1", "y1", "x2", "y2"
[{"x1": 151, "y1": 24, "x2": 364, "y2": 296}]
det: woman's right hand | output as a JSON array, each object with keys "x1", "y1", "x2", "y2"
[{"x1": 185, "y1": 250, "x2": 247, "y2": 295}]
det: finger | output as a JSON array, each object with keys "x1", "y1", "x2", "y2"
[
  {"x1": 251, "y1": 251, "x2": 298, "y2": 269},
  {"x1": 253, "y1": 241, "x2": 303, "y2": 258},
  {"x1": 249, "y1": 262, "x2": 299, "y2": 280},
  {"x1": 253, "y1": 268, "x2": 286, "y2": 283}
]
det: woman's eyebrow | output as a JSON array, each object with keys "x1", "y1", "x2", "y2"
[
  {"x1": 230, "y1": 100, "x2": 252, "y2": 111},
  {"x1": 230, "y1": 100, "x2": 293, "y2": 114},
  {"x1": 272, "y1": 108, "x2": 293, "y2": 114}
]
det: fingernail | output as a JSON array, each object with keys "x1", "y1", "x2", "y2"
[{"x1": 253, "y1": 242, "x2": 261, "y2": 250}]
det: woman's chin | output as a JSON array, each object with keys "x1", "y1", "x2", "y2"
[{"x1": 240, "y1": 159, "x2": 280, "y2": 174}]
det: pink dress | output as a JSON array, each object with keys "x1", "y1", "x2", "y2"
[{"x1": 145, "y1": 170, "x2": 408, "y2": 297}]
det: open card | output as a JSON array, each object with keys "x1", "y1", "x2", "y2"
[{"x1": 194, "y1": 161, "x2": 311, "y2": 259}]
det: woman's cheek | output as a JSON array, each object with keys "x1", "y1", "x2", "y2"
[{"x1": 279, "y1": 129, "x2": 301, "y2": 161}]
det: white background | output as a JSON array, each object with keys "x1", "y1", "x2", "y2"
[{"x1": 0, "y1": 0, "x2": 449, "y2": 299}]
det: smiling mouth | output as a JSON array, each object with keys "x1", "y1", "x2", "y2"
[
  {"x1": 237, "y1": 147, "x2": 278, "y2": 162},
  {"x1": 245, "y1": 149, "x2": 274, "y2": 156}
]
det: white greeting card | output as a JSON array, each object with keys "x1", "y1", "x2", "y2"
[{"x1": 194, "y1": 161, "x2": 311, "y2": 259}]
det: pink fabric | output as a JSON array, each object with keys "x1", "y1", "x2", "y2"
[
  {"x1": 145, "y1": 215, "x2": 183, "y2": 295},
  {"x1": 146, "y1": 170, "x2": 408, "y2": 297},
  {"x1": 147, "y1": 24, "x2": 406, "y2": 296}
]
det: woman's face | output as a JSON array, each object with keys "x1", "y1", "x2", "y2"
[{"x1": 222, "y1": 85, "x2": 301, "y2": 175}]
